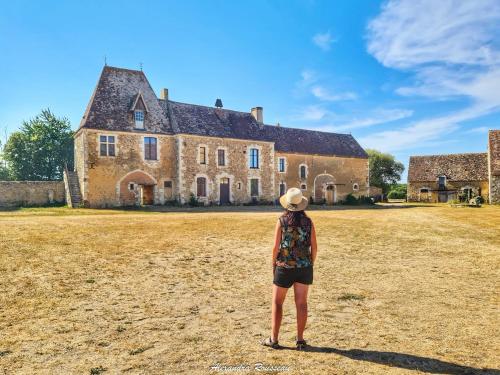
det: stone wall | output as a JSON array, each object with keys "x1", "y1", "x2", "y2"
[
  {"x1": 274, "y1": 152, "x2": 369, "y2": 203},
  {"x1": 176, "y1": 134, "x2": 275, "y2": 204},
  {"x1": 75, "y1": 129, "x2": 177, "y2": 207},
  {"x1": 488, "y1": 130, "x2": 500, "y2": 204},
  {"x1": 0, "y1": 181, "x2": 65, "y2": 207},
  {"x1": 407, "y1": 180, "x2": 489, "y2": 202}
]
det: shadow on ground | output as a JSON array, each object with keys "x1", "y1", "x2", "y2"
[
  {"x1": 117, "y1": 203, "x2": 435, "y2": 213},
  {"x1": 278, "y1": 346, "x2": 499, "y2": 374}
]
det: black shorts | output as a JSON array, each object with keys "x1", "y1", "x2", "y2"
[{"x1": 273, "y1": 265, "x2": 313, "y2": 288}]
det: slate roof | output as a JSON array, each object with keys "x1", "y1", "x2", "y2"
[
  {"x1": 408, "y1": 153, "x2": 488, "y2": 182},
  {"x1": 80, "y1": 66, "x2": 173, "y2": 134},
  {"x1": 80, "y1": 66, "x2": 367, "y2": 159}
]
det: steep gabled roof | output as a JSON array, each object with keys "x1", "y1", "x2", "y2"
[
  {"x1": 80, "y1": 66, "x2": 173, "y2": 134},
  {"x1": 408, "y1": 153, "x2": 488, "y2": 182},
  {"x1": 129, "y1": 91, "x2": 149, "y2": 112},
  {"x1": 79, "y1": 66, "x2": 368, "y2": 158}
]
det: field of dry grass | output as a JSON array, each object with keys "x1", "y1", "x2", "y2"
[{"x1": 0, "y1": 204, "x2": 499, "y2": 374}]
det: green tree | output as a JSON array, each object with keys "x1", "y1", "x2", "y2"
[
  {"x1": 367, "y1": 149, "x2": 405, "y2": 193},
  {"x1": 387, "y1": 183, "x2": 407, "y2": 199},
  {"x1": 0, "y1": 144, "x2": 10, "y2": 181},
  {"x1": 3, "y1": 109, "x2": 73, "y2": 181}
]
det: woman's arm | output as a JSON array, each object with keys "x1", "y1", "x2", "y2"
[
  {"x1": 310, "y1": 222, "x2": 317, "y2": 265},
  {"x1": 272, "y1": 219, "x2": 281, "y2": 272}
]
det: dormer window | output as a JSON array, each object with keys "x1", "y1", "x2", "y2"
[{"x1": 134, "y1": 110, "x2": 144, "y2": 129}]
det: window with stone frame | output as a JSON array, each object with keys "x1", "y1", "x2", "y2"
[
  {"x1": 99, "y1": 135, "x2": 115, "y2": 157},
  {"x1": 144, "y1": 137, "x2": 157, "y2": 160},
  {"x1": 197, "y1": 177, "x2": 207, "y2": 197},
  {"x1": 218, "y1": 149, "x2": 226, "y2": 166},
  {"x1": 250, "y1": 178, "x2": 259, "y2": 196},
  {"x1": 249, "y1": 148, "x2": 259, "y2": 169},
  {"x1": 199, "y1": 146, "x2": 207, "y2": 164},
  {"x1": 279, "y1": 182, "x2": 286, "y2": 196},
  {"x1": 300, "y1": 165, "x2": 307, "y2": 179},
  {"x1": 278, "y1": 157, "x2": 286, "y2": 172},
  {"x1": 134, "y1": 110, "x2": 144, "y2": 129}
]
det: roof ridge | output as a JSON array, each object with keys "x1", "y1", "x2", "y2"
[
  {"x1": 262, "y1": 123, "x2": 351, "y2": 137},
  {"x1": 168, "y1": 100, "x2": 352, "y2": 137},
  {"x1": 168, "y1": 100, "x2": 252, "y2": 116},
  {"x1": 104, "y1": 65, "x2": 145, "y2": 74},
  {"x1": 410, "y1": 152, "x2": 487, "y2": 158}
]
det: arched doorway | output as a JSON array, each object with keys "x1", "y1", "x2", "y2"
[
  {"x1": 314, "y1": 174, "x2": 336, "y2": 203},
  {"x1": 118, "y1": 170, "x2": 157, "y2": 206}
]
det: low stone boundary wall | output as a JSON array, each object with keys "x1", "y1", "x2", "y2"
[{"x1": 0, "y1": 181, "x2": 65, "y2": 207}]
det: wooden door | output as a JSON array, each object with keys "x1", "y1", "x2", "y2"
[
  {"x1": 326, "y1": 185, "x2": 335, "y2": 204},
  {"x1": 141, "y1": 185, "x2": 154, "y2": 205},
  {"x1": 438, "y1": 192, "x2": 448, "y2": 203},
  {"x1": 220, "y1": 178, "x2": 230, "y2": 204}
]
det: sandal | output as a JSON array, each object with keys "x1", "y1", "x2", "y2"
[
  {"x1": 296, "y1": 339, "x2": 308, "y2": 351},
  {"x1": 261, "y1": 337, "x2": 280, "y2": 349}
]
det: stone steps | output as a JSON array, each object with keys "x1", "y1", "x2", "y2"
[{"x1": 64, "y1": 170, "x2": 82, "y2": 207}]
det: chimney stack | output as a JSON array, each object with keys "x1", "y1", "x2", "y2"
[
  {"x1": 160, "y1": 88, "x2": 169, "y2": 100},
  {"x1": 251, "y1": 107, "x2": 263, "y2": 123}
]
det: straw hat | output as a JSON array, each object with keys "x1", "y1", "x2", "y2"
[{"x1": 279, "y1": 187, "x2": 308, "y2": 211}]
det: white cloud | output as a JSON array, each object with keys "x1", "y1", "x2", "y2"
[
  {"x1": 312, "y1": 31, "x2": 336, "y2": 51},
  {"x1": 359, "y1": 103, "x2": 494, "y2": 152},
  {"x1": 464, "y1": 126, "x2": 490, "y2": 134},
  {"x1": 293, "y1": 105, "x2": 330, "y2": 121},
  {"x1": 311, "y1": 86, "x2": 357, "y2": 101},
  {"x1": 365, "y1": 0, "x2": 500, "y2": 150},
  {"x1": 319, "y1": 109, "x2": 413, "y2": 132}
]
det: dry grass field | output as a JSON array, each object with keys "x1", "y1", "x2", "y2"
[{"x1": 0, "y1": 204, "x2": 499, "y2": 374}]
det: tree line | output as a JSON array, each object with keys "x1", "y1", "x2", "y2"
[{"x1": 0, "y1": 109, "x2": 73, "y2": 181}]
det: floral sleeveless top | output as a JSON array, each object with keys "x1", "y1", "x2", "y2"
[{"x1": 276, "y1": 214, "x2": 313, "y2": 268}]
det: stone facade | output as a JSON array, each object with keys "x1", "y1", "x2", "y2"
[
  {"x1": 408, "y1": 130, "x2": 500, "y2": 203},
  {"x1": 488, "y1": 130, "x2": 500, "y2": 204},
  {"x1": 0, "y1": 181, "x2": 65, "y2": 207},
  {"x1": 274, "y1": 153, "x2": 369, "y2": 203},
  {"x1": 74, "y1": 66, "x2": 370, "y2": 208},
  {"x1": 176, "y1": 134, "x2": 275, "y2": 204},
  {"x1": 74, "y1": 129, "x2": 177, "y2": 207},
  {"x1": 407, "y1": 180, "x2": 489, "y2": 203}
]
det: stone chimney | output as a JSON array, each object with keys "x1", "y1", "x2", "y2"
[
  {"x1": 160, "y1": 88, "x2": 169, "y2": 100},
  {"x1": 251, "y1": 107, "x2": 263, "y2": 123}
]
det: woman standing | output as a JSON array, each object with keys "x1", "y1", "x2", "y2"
[{"x1": 261, "y1": 187, "x2": 318, "y2": 350}]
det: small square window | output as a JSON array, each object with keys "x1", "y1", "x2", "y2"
[
  {"x1": 164, "y1": 180, "x2": 172, "y2": 188},
  {"x1": 100, "y1": 134, "x2": 116, "y2": 157},
  {"x1": 237, "y1": 182, "x2": 242, "y2": 190},
  {"x1": 300, "y1": 184, "x2": 307, "y2": 190},
  {"x1": 129, "y1": 183, "x2": 135, "y2": 190}
]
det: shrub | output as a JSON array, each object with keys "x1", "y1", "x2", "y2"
[
  {"x1": 343, "y1": 194, "x2": 374, "y2": 206},
  {"x1": 387, "y1": 184, "x2": 407, "y2": 199},
  {"x1": 188, "y1": 193, "x2": 199, "y2": 207},
  {"x1": 344, "y1": 193, "x2": 359, "y2": 205}
]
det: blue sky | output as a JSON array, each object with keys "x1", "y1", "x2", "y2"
[{"x1": 1, "y1": 0, "x2": 499, "y2": 181}]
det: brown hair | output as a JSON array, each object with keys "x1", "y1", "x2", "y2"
[{"x1": 282, "y1": 209, "x2": 309, "y2": 227}]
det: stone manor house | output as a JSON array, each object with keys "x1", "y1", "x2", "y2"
[
  {"x1": 407, "y1": 130, "x2": 500, "y2": 204},
  {"x1": 69, "y1": 66, "x2": 370, "y2": 207}
]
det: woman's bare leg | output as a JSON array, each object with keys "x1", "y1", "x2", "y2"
[
  {"x1": 293, "y1": 283, "x2": 309, "y2": 341},
  {"x1": 271, "y1": 285, "x2": 288, "y2": 342}
]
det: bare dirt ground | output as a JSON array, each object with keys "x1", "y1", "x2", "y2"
[{"x1": 0, "y1": 204, "x2": 499, "y2": 374}]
